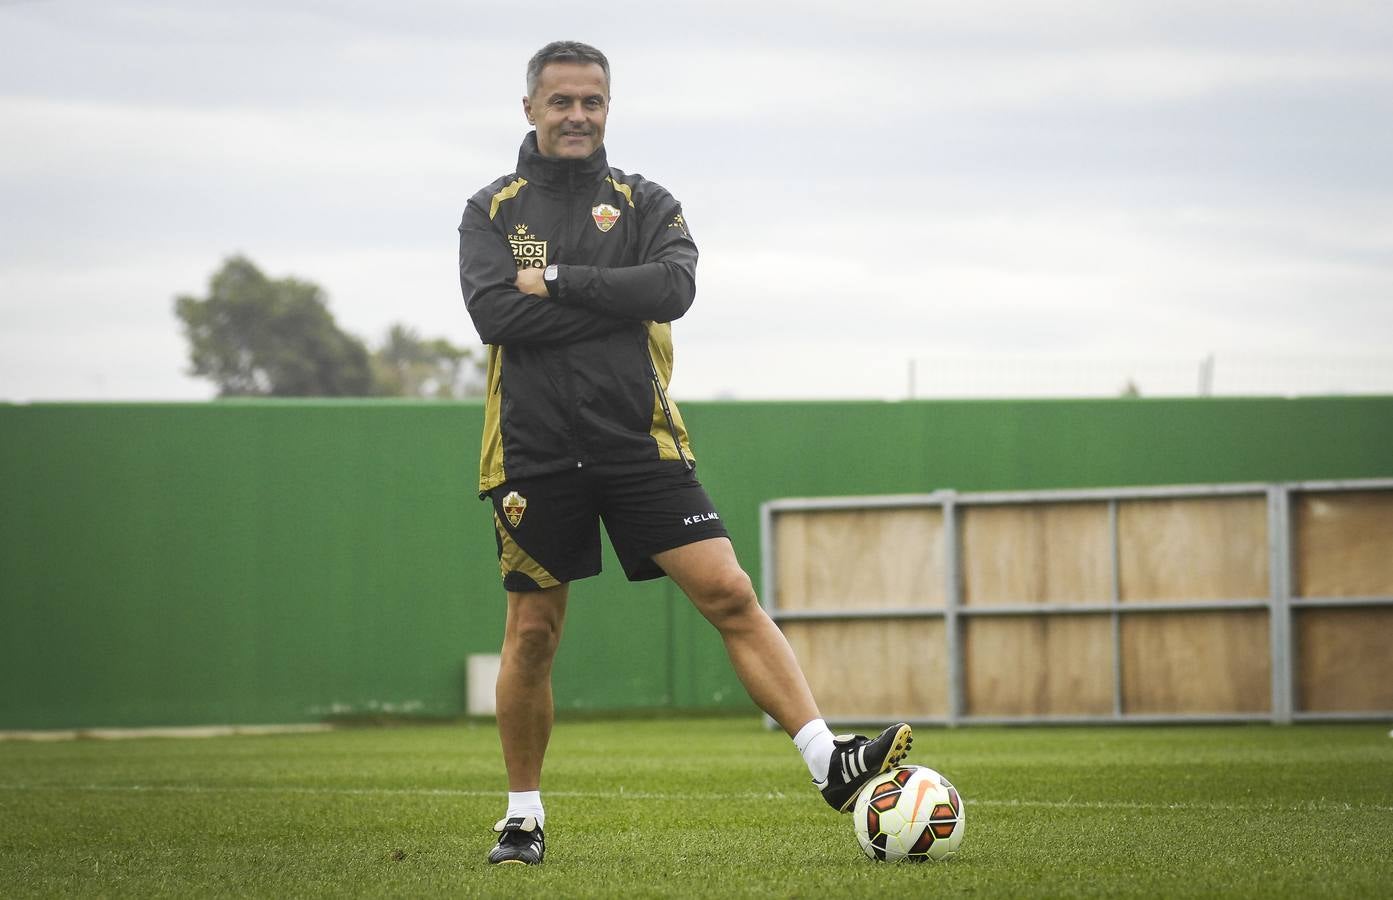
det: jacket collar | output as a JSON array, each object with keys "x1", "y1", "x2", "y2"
[{"x1": 515, "y1": 131, "x2": 609, "y2": 190}]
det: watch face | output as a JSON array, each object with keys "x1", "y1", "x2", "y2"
[{"x1": 544, "y1": 264, "x2": 557, "y2": 280}]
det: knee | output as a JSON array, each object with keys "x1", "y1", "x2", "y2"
[
  {"x1": 693, "y1": 567, "x2": 760, "y2": 627},
  {"x1": 505, "y1": 614, "x2": 562, "y2": 664}
]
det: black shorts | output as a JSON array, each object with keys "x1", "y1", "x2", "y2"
[{"x1": 487, "y1": 461, "x2": 730, "y2": 592}]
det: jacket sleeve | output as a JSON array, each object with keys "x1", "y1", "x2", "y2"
[
  {"x1": 558, "y1": 185, "x2": 697, "y2": 323},
  {"x1": 458, "y1": 199, "x2": 631, "y2": 346}
]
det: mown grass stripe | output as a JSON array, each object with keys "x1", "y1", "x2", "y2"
[{"x1": 2, "y1": 782, "x2": 1389, "y2": 813}]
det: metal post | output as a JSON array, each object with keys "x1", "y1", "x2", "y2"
[
  {"x1": 1109, "y1": 498, "x2": 1124, "y2": 719},
  {"x1": 942, "y1": 495, "x2": 963, "y2": 726},
  {"x1": 1198, "y1": 353, "x2": 1215, "y2": 396},
  {"x1": 759, "y1": 501, "x2": 779, "y2": 730},
  {"x1": 1268, "y1": 486, "x2": 1294, "y2": 724},
  {"x1": 759, "y1": 501, "x2": 777, "y2": 615}
]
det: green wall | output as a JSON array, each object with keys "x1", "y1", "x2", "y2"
[{"x1": 2, "y1": 397, "x2": 1390, "y2": 730}]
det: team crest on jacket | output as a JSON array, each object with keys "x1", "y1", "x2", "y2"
[
  {"x1": 591, "y1": 204, "x2": 621, "y2": 233},
  {"x1": 509, "y1": 224, "x2": 547, "y2": 270},
  {"x1": 502, "y1": 491, "x2": 527, "y2": 527}
]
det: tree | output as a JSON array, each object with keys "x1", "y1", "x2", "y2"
[
  {"x1": 176, "y1": 255, "x2": 487, "y2": 399},
  {"x1": 371, "y1": 324, "x2": 487, "y2": 399},
  {"x1": 176, "y1": 256, "x2": 375, "y2": 397}
]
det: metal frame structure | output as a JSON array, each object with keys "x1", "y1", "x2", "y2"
[{"x1": 760, "y1": 478, "x2": 1393, "y2": 728}]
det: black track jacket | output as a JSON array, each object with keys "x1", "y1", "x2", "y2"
[{"x1": 458, "y1": 133, "x2": 697, "y2": 493}]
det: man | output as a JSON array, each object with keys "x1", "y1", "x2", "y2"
[{"x1": 457, "y1": 40, "x2": 913, "y2": 866}]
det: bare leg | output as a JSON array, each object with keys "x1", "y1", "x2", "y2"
[
  {"x1": 654, "y1": 538, "x2": 820, "y2": 737},
  {"x1": 495, "y1": 585, "x2": 569, "y2": 791}
]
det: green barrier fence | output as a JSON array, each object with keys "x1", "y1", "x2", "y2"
[{"x1": 2, "y1": 397, "x2": 1390, "y2": 730}]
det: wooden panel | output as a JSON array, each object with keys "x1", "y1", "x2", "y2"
[
  {"x1": 1296, "y1": 607, "x2": 1393, "y2": 712},
  {"x1": 963, "y1": 615, "x2": 1113, "y2": 716},
  {"x1": 961, "y1": 502, "x2": 1112, "y2": 606},
  {"x1": 1118, "y1": 496, "x2": 1268, "y2": 602},
  {"x1": 1294, "y1": 491, "x2": 1393, "y2": 597},
  {"x1": 781, "y1": 619, "x2": 947, "y2": 719},
  {"x1": 773, "y1": 508, "x2": 944, "y2": 611},
  {"x1": 1120, "y1": 611, "x2": 1270, "y2": 714}
]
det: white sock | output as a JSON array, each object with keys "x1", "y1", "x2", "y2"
[
  {"x1": 793, "y1": 718, "x2": 836, "y2": 783},
  {"x1": 506, "y1": 790, "x2": 545, "y2": 827}
]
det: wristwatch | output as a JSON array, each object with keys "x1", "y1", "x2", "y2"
[{"x1": 543, "y1": 264, "x2": 560, "y2": 298}]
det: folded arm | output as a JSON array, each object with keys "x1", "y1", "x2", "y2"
[
  {"x1": 552, "y1": 189, "x2": 698, "y2": 323},
  {"x1": 459, "y1": 214, "x2": 630, "y2": 346}
]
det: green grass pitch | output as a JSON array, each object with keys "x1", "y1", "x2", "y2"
[{"x1": 2, "y1": 719, "x2": 1391, "y2": 897}]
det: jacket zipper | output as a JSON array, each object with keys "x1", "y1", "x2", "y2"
[
  {"x1": 646, "y1": 335, "x2": 693, "y2": 471},
  {"x1": 562, "y1": 165, "x2": 584, "y2": 468}
]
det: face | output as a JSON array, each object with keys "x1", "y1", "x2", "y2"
[{"x1": 524, "y1": 61, "x2": 609, "y2": 159}]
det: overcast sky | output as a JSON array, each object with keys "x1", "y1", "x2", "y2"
[{"x1": 2, "y1": 0, "x2": 1391, "y2": 402}]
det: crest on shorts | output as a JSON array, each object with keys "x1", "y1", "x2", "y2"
[
  {"x1": 502, "y1": 491, "x2": 527, "y2": 527},
  {"x1": 591, "y1": 204, "x2": 621, "y2": 233}
]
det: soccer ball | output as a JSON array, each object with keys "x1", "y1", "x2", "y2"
[{"x1": 852, "y1": 765, "x2": 965, "y2": 862}]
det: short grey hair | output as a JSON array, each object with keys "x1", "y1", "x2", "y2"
[{"x1": 526, "y1": 41, "x2": 611, "y2": 98}]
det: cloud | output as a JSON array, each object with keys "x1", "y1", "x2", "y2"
[
  {"x1": 1, "y1": 0, "x2": 1391, "y2": 402},
  {"x1": 0, "y1": 97, "x2": 491, "y2": 181}
]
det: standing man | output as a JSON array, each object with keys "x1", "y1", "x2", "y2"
[{"x1": 457, "y1": 41, "x2": 913, "y2": 866}]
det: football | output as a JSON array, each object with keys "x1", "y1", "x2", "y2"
[{"x1": 852, "y1": 765, "x2": 965, "y2": 862}]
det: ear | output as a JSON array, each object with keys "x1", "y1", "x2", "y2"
[{"x1": 522, "y1": 95, "x2": 535, "y2": 125}]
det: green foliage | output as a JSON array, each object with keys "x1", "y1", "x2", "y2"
[
  {"x1": 2, "y1": 721, "x2": 1390, "y2": 897},
  {"x1": 373, "y1": 323, "x2": 486, "y2": 399},
  {"x1": 175, "y1": 256, "x2": 484, "y2": 398},
  {"x1": 175, "y1": 256, "x2": 375, "y2": 397}
]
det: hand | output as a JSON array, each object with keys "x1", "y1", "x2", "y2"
[{"x1": 515, "y1": 265, "x2": 550, "y2": 298}]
